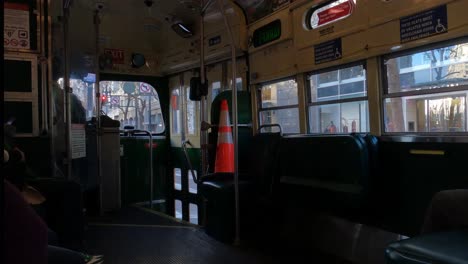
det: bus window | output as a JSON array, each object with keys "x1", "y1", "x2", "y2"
[
  {"x1": 259, "y1": 79, "x2": 300, "y2": 134},
  {"x1": 185, "y1": 87, "x2": 198, "y2": 135},
  {"x1": 383, "y1": 40, "x2": 468, "y2": 133},
  {"x1": 189, "y1": 203, "x2": 198, "y2": 225},
  {"x1": 308, "y1": 63, "x2": 368, "y2": 134},
  {"x1": 211, "y1": 81, "x2": 221, "y2": 102},
  {"x1": 175, "y1": 199, "x2": 182, "y2": 220},
  {"x1": 188, "y1": 170, "x2": 197, "y2": 194},
  {"x1": 174, "y1": 168, "x2": 182, "y2": 191},
  {"x1": 58, "y1": 78, "x2": 95, "y2": 122},
  {"x1": 171, "y1": 88, "x2": 182, "y2": 135},
  {"x1": 228, "y1": 78, "x2": 243, "y2": 91},
  {"x1": 100, "y1": 81, "x2": 165, "y2": 134}
]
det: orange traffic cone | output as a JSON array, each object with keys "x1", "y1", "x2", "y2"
[{"x1": 214, "y1": 99, "x2": 234, "y2": 173}]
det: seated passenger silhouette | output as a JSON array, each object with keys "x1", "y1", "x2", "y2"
[{"x1": 421, "y1": 189, "x2": 468, "y2": 234}]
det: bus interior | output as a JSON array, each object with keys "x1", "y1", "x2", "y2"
[{"x1": 3, "y1": 0, "x2": 468, "y2": 263}]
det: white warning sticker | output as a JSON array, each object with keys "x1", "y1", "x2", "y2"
[
  {"x1": 71, "y1": 124, "x2": 86, "y2": 159},
  {"x1": 4, "y1": 3, "x2": 30, "y2": 50}
]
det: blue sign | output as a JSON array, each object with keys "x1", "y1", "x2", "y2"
[
  {"x1": 209, "y1": 36, "x2": 221, "y2": 46},
  {"x1": 314, "y1": 38, "x2": 342, "y2": 65},
  {"x1": 123, "y1": 82, "x2": 135, "y2": 94},
  {"x1": 83, "y1": 73, "x2": 96, "y2": 83},
  {"x1": 400, "y1": 5, "x2": 447, "y2": 43}
]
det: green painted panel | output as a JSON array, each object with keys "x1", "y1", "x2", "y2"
[
  {"x1": 120, "y1": 137, "x2": 168, "y2": 207},
  {"x1": 171, "y1": 147, "x2": 201, "y2": 171},
  {"x1": 211, "y1": 91, "x2": 252, "y2": 126}
]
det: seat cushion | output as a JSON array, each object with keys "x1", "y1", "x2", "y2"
[
  {"x1": 385, "y1": 231, "x2": 468, "y2": 264},
  {"x1": 199, "y1": 173, "x2": 256, "y2": 243},
  {"x1": 200, "y1": 173, "x2": 255, "y2": 197}
]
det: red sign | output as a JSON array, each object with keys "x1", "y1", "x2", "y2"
[
  {"x1": 4, "y1": 2, "x2": 28, "y2": 10},
  {"x1": 71, "y1": 124, "x2": 85, "y2": 129},
  {"x1": 144, "y1": 142, "x2": 158, "y2": 149},
  {"x1": 10, "y1": 39, "x2": 18, "y2": 46},
  {"x1": 171, "y1": 95, "x2": 178, "y2": 110},
  {"x1": 139, "y1": 83, "x2": 151, "y2": 93},
  {"x1": 316, "y1": 0, "x2": 354, "y2": 27},
  {"x1": 104, "y1": 48, "x2": 125, "y2": 64}
]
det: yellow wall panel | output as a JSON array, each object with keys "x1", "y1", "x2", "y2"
[
  {"x1": 364, "y1": 0, "x2": 468, "y2": 59},
  {"x1": 290, "y1": 0, "x2": 468, "y2": 74},
  {"x1": 295, "y1": 30, "x2": 368, "y2": 73},
  {"x1": 368, "y1": 0, "x2": 454, "y2": 27},
  {"x1": 250, "y1": 39, "x2": 297, "y2": 84}
]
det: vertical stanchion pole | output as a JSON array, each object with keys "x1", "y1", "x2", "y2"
[
  {"x1": 40, "y1": 59, "x2": 48, "y2": 133},
  {"x1": 94, "y1": 9, "x2": 103, "y2": 215},
  {"x1": 40, "y1": 1, "x2": 47, "y2": 133},
  {"x1": 149, "y1": 132, "x2": 153, "y2": 209},
  {"x1": 217, "y1": 0, "x2": 240, "y2": 245},
  {"x1": 94, "y1": 10, "x2": 101, "y2": 127},
  {"x1": 62, "y1": 3, "x2": 72, "y2": 180},
  {"x1": 47, "y1": 0, "x2": 56, "y2": 177},
  {"x1": 200, "y1": 0, "x2": 208, "y2": 177}
]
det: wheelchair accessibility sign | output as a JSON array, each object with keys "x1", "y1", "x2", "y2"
[
  {"x1": 314, "y1": 38, "x2": 342, "y2": 65},
  {"x1": 400, "y1": 5, "x2": 448, "y2": 43}
]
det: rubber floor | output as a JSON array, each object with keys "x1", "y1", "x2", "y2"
[{"x1": 84, "y1": 206, "x2": 275, "y2": 264}]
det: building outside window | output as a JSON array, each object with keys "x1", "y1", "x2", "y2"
[
  {"x1": 185, "y1": 87, "x2": 198, "y2": 135},
  {"x1": 58, "y1": 78, "x2": 95, "y2": 122},
  {"x1": 382, "y1": 40, "x2": 468, "y2": 133},
  {"x1": 171, "y1": 88, "x2": 182, "y2": 135},
  {"x1": 258, "y1": 79, "x2": 300, "y2": 134},
  {"x1": 100, "y1": 81, "x2": 165, "y2": 134},
  {"x1": 308, "y1": 63, "x2": 368, "y2": 134}
]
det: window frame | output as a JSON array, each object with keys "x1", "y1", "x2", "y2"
[
  {"x1": 257, "y1": 76, "x2": 300, "y2": 134},
  {"x1": 306, "y1": 60, "x2": 368, "y2": 134},
  {"x1": 100, "y1": 80, "x2": 165, "y2": 135},
  {"x1": 4, "y1": 54, "x2": 39, "y2": 137},
  {"x1": 170, "y1": 86, "x2": 183, "y2": 136},
  {"x1": 185, "y1": 85, "x2": 200, "y2": 137},
  {"x1": 381, "y1": 37, "x2": 468, "y2": 135}
]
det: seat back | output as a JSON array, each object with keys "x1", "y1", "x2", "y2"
[
  {"x1": 385, "y1": 231, "x2": 468, "y2": 264},
  {"x1": 278, "y1": 134, "x2": 370, "y2": 210},
  {"x1": 248, "y1": 132, "x2": 282, "y2": 197}
]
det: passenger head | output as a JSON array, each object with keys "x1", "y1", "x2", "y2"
[
  {"x1": 4, "y1": 120, "x2": 17, "y2": 149},
  {"x1": 4, "y1": 118, "x2": 16, "y2": 137},
  {"x1": 4, "y1": 149, "x2": 9, "y2": 163}
]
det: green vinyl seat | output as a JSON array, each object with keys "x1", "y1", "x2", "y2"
[
  {"x1": 200, "y1": 132, "x2": 282, "y2": 243},
  {"x1": 385, "y1": 231, "x2": 468, "y2": 264}
]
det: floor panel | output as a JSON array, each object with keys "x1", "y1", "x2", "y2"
[{"x1": 84, "y1": 206, "x2": 274, "y2": 263}]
